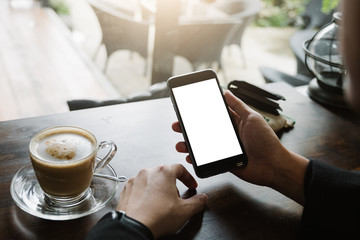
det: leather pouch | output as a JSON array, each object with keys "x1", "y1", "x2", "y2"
[{"x1": 228, "y1": 80, "x2": 295, "y2": 132}]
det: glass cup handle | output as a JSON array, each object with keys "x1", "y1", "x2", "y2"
[{"x1": 94, "y1": 141, "x2": 117, "y2": 174}]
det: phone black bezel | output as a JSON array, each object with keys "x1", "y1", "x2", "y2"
[{"x1": 167, "y1": 69, "x2": 248, "y2": 178}]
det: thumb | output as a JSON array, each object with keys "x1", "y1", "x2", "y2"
[
  {"x1": 224, "y1": 91, "x2": 252, "y2": 119},
  {"x1": 181, "y1": 193, "x2": 208, "y2": 217}
]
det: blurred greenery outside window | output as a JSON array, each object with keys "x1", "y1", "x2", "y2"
[
  {"x1": 42, "y1": 0, "x2": 339, "y2": 27},
  {"x1": 255, "y1": 0, "x2": 340, "y2": 27},
  {"x1": 49, "y1": 0, "x2": 70, "y2": 15},
  {"x1": 39, "y1": 0, "x2": 70, "y2": 15}
]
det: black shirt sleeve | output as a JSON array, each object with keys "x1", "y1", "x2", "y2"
[
  {"x1": 86, "y1": 211, "x2": 154, "y2": 240},
  {"x1": 301, "y1": 160, "x2": 360, "y2": 239}
]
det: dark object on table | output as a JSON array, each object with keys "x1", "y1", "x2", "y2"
[{"x1": 228, "y1": 80, "x2": 285, "y2": 116}]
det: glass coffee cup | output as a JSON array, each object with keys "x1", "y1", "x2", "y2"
[{"x1": 29, "y1": 126, "x2": 117, "y2": 207}]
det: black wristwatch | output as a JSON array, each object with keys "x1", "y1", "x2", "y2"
[{"x1": 103, "y1": 210, "x2": 154, "y2": 240}]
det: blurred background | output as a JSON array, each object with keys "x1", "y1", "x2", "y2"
[{"x1": 0, "y1": 0, "x2": 339, "y2": 121}]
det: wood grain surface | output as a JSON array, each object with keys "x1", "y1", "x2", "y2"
[{"x1": 1, "y1": 82, "x2": 360, "y2": 240}]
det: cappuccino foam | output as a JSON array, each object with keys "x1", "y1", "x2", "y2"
[{"x1": 33, "y1": 132, "x2": 94, "y2": 162}]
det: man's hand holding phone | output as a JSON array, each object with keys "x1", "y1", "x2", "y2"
[
  {"x1": 172, "y1": 90, "x2": 282, "y2": 186},
  {"x1": 173, "y1": 91, "x2": 309, "y2": 205}
]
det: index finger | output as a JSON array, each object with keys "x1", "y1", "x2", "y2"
[{"x1": 171, "y1": 164, "x2": 198, "y2": 189}]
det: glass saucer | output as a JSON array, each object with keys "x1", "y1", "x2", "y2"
[{"x1": 10, "y1": 161, "x2": 120, "y2": 221}]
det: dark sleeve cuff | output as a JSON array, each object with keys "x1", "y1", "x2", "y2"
[
  {"x1": 86, "y1": 211, "x2": 154, "y2": 240},
  {"x1": 301, "y1": 160, "x2": 360, "y2": 239}
]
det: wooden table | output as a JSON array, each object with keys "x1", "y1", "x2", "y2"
[{"x1": 1, "y1": 82, "x2": 360, "y2": 239}]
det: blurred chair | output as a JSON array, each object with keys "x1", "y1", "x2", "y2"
[
  {"x1": 89, "y1": 0, "x2": 150, "y2": 74},
  {"x1": 67, "y1": 81, "x2": 169, "y2": 111},
  {"x1": 173, "y1": 19, "x2": 240, "y2": 73},
  {"x1": 214, "y1": 0, "x2": 262, "y2": 67},
  {"x1": 138, "y1": 0, "x2": 156, "y2": 22}
]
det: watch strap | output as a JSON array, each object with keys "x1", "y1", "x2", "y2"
[{"x1": 86, "y1": 210, "x2": 154, "y2": 240}]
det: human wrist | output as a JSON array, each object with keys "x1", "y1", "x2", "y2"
[
  {"x1": 116, "y1": 207, "x2": 159, "y2": 239},
  {"x1": 109, "y1": 211, "x2": 154, "y2": 239},
  {"x1": 271, "y1": 150, "x2": 309, "y2": 205},
  {"x1": 87, "y1": 210, "x2": 154, "y2": 240}
]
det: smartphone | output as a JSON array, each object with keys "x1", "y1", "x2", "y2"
[{"x1": 168, "y1": 69, "x2": 247, "y2": 178}]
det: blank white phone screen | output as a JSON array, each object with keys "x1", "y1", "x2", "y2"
[{"x1": 172, "y1": 78, "x2": 243, "y2": 166}]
